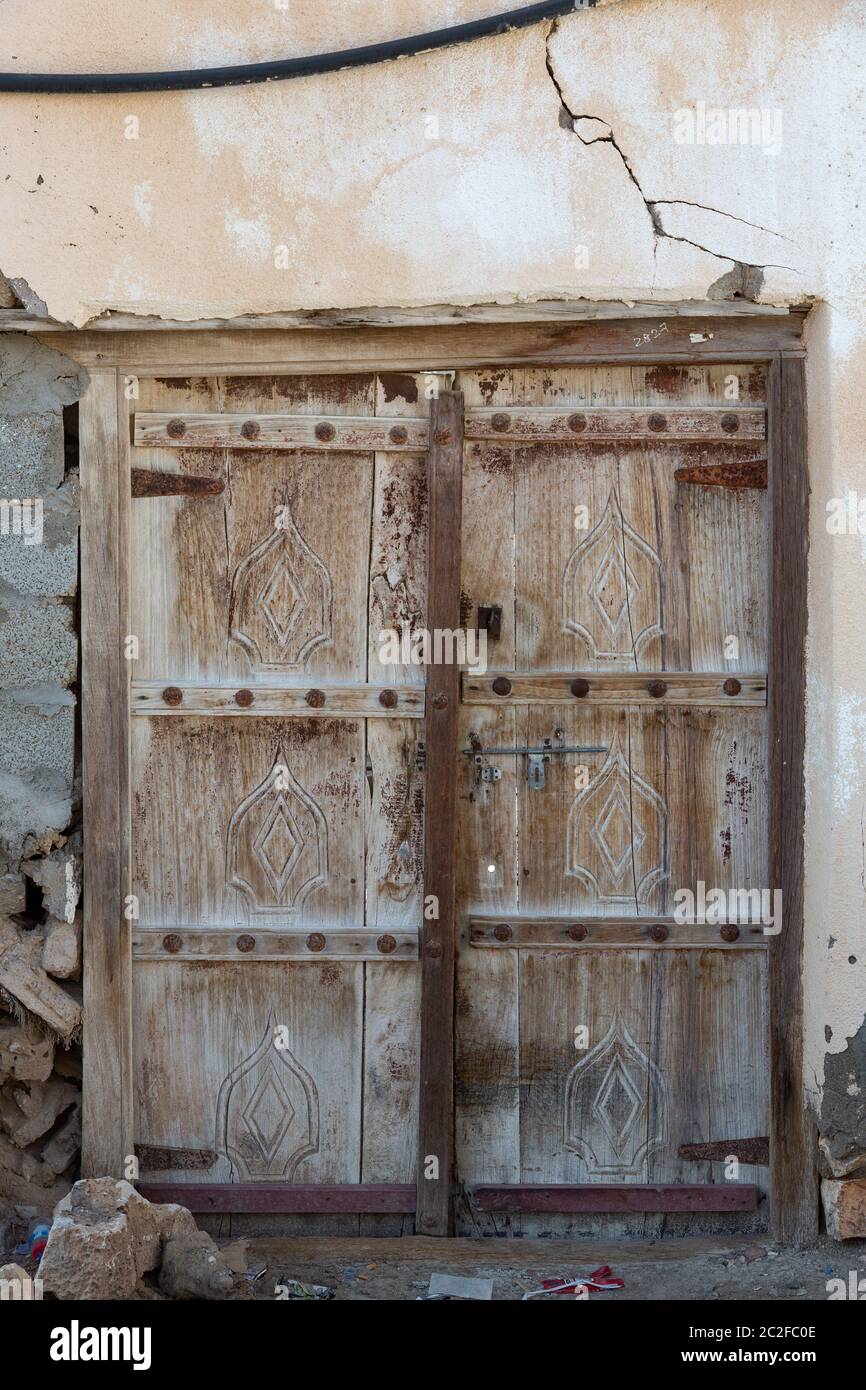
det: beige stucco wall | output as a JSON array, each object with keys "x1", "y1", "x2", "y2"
[{"x1": 1, "y1": 0, "x2": 864, "y2": 1134}]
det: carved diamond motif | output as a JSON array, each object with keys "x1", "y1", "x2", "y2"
[
  {"x1": 242, "y1": 1063, "x2": 296, "y2": 1166},
  {"x1": 591, "y1": 784, "x2": 645, "y2": 886},
  {"x1": 252, "y1": 795, "x2": 304, "y2": 900},
  {"x1": 564, "y1": 1008, "x2": 668, "y2": 1177},
  {"x1": 590, "y1": 540, "x2": 639, "y2": 641},
  {"x1": 594, "y1": 1054, "x2": 643, "y2": 1155},
  {"x1": 257, "y1": 556, "x2": 308, "y2": 650}
]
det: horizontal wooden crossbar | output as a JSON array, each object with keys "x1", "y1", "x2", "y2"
[
  {"x1": 132, "y1": 927, "x2": 420, "y2": 961},
  {"x1": 469, "y1": 917, "x2": 770, "y2": 949},
  {"x1": 462, "y1": 671, "x2": 767, "y2": 707},
  {"x1": 131, "y1": 681, "x2": 424, "y2": 718},
  {"x1": 133, "y1": 405, "x2": 765, "y2": 451},
  {"x1": 475, "y1": 1184, "x2": 758, "y2": 1213},
  {"x1": 138, "y1": 1183, "x2": 418, "y2": 1213}
]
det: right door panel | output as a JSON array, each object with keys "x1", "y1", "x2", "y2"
[{"x1": 455, "y1": 362, "x2": 771, "y2": 1235}]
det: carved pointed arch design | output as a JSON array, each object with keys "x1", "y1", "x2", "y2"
[
  {"x1": 564, "y1": 1008, "x2": 667, "y2": 1177},
  {"x1": 215, "y1": 1010, "x2": 319, "y2": 1180},
  {"x1": 562, "y1": 487, "x2": 663, "y2": 665},
  {"x1": 566, "y1": 732, "x2": 669, "y2": 907},
  {"x1": 229, "y1": 502, "x2": 332, "y2": 672},
  {"x1": 226, "y1": 747, "x2": 328, "y2": 915}
]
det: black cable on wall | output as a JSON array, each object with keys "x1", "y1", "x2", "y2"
[{"x1": 0, "y1": 1, "x2": 590, "y2": 94}]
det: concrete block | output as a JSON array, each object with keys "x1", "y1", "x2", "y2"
[
  {"x1": 0, "y1": 695, "x2": 74, "y2": 780},
  {"x1": 0, "y1": 414, "x2": 65, "y2": 494},
  {"x1": 0, "y1": 597, "x2": 76, "y2": 686},
  {"x1": 0, "y1": 474, "x2": 79, "y2": 598},
  {"x1": 822, "y1": 1178, "x2": 866, "y2": 1239}
]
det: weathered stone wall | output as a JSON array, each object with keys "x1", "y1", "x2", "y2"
[{"x1": 0, "y1": 335, "x2": 86, "y2": 1233}]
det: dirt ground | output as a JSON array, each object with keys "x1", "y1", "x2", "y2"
[
  {"x1": 6, "y1": 1231, "x2": 864, "y2": 1301},
  {"x1": 220, "y1": 1235, "x2": 866, "y2": 1302}
]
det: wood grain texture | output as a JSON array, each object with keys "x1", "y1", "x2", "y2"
[
  {"x1": 133, "y1": 962, "x2": 363, "y2": 1195},
  {"x1": 131, "y1": 927, "x2": 419, "y2": 960},
  {"x1": 131, "y1": 717, "x2": 364, "y2": 928},
  {"x1": 128, "y1": 375, "x2": 376, "y2": 684},
  {"x1": 80, "y1": 369, "x2": 133, "y2": 1178},
  {"x1": 134, "y1": 404, "x2": 764, "y2": 449},
  {"x1": 131, "y1": 682, "x2": 424, "y2": 717},
  {"x1": 135, "y1": 412, "x2": 430, "y2": 451},
  {"x1": 475, "y1": 1184, "x2": 757, "y2": 1213},
  {"x1": 469, "y1": 919, "x2": 770, "y2": 948},
  {"x1": 37, "y1": 315, "x2": 803, "y2": 372},
  {"x1": 417, "y1": 390, "x2": 464, "y2": 1236},
  {"x1": 466, "y1": 405, "x2": 765, "y2": 442},
  {"x1": 454, "y1": 363, "x2": 773, "y2": 1238},
  {"x1": 768, "y1": 356, "x2": 817, "y2": 1243},
  {"x1": 462, "y1": 672, "x2": 767, "y2": 706}
]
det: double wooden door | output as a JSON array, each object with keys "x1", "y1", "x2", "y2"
[{"x1": 117, "y1": 360, "x2": 771, "y2": 1233}]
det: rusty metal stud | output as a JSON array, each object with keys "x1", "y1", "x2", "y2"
[
  {"x1": 240, "y1": 419, "x2": 261, "y2": 440},
  {"x1": 491, "y1": 676, "x2": 512, "y2": 697},
  {"x1": 236, "y1": 934, "x2": 256, "y2": 953},
  {"x1": 723, "y1": 677, "x2": 742, "y2": 697},
  {"x1": 388, "y1": 424, "x2": 408, "y2": 445},
  {"x1": 568, "y1": 413, "x2": 587, "y2": 433},
  {"x1": 568, "y1": 924, "x2": 588, "y2": 942},
  {"x1": 648, "y1": 413, "x2": 667, "y2": 432},
  {"x1": 720, "y1": 924, "x2": 740, "y2": 943},
  {"x1": 379, "y1": 688, "x2": 398, "y2": 709},
  {"x1": 315, "y1": 421, "x2": 336, "y2": 443},
  {"x1": 570, "y1": 678, "x2": 590, "y2": 698},
  {"x1": 305, "y1": 688, "x2": 325, "y2": 708},
  {"x1": 493, "y1": 924, "x2": 512, "y2": 942},
  {"x1": 162, "y1": 933, "x2": 182, "y2": 954},
  {"x1": 647, "y1": 680, "x2": 667, "y2": 699},
  {"x1": 377, "y1": 934, "x2": 397, "y2": 955},
  {"x1": 720, "y1": 412, "x2": 740, "y2": 434},
  {"x1": 306, "y1": 933, "x2": 326, "y2": 953},
  {"x1": 235, "y1": 688, "x2": 254, "y2": 708},
  {"x1": 162, "y1": 686, "x2": 183, "y2": 707},
  {"x1": 490, "y1": 413, "x2": 511, "y2": 433},
  {"x1": 434, "y1": 427, "x2": 452, "y2": 445},
  {"x1": 425, "y1": 937, "x2": 444, "y2": 959},
  {"x1": 432, "y1": 692, "x2": 448, "y2": 710},
  {"x1": 650, "y1": 923, "x2": 669, "y2": 942},
  {"x1": 166, "y1": 418, "x2": 186, "y2": 439}
]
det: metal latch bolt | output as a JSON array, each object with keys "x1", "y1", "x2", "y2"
[{"x1": 463, "y1": 731, "x2": 608, "y2": 791}]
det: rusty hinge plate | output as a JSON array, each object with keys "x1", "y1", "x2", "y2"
[
  {"x1": 131, "y1": 468, "x2": 225, "y2": 498},
  {"x1": 674, "y1": 458, "x2": 767, "y2": 490},
  {"x1": 678, "y1": 1137, "x2": 769, "y2": 1165}
]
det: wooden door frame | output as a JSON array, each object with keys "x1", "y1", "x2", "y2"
[{"x1": 68, "y1": 310, "x2": 813, "y2": 1239}]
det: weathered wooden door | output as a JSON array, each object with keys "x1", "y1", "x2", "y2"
[
  {"x1": 126, "y1": 372, "x2": 430, "y2": 1227},
  {"x1": 454, "y1": 363, "x2": 772, "y2": 1234}
]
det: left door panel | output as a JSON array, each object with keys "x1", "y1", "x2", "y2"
[{"x1": 124, "y1": 373, "x2": 427, "y2": 1227}]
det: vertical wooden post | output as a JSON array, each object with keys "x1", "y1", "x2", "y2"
[
  {"x1": 768, "y1": 353, "x2": 817, "y2": 1243},
  {"x1": 417, "y1": 388, "x2": 464, "y2": 1236},
  {"x1": 80, "y1": 370, "x2": 134, "y2": 1178}
]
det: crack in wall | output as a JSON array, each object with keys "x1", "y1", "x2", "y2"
[{"x1": 544, "y1": 19, "x2": 796, "y2": 297}]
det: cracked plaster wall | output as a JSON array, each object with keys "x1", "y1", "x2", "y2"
[{"x1": 0, "y1": 0, "x2": 865, "y2": 1150}]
